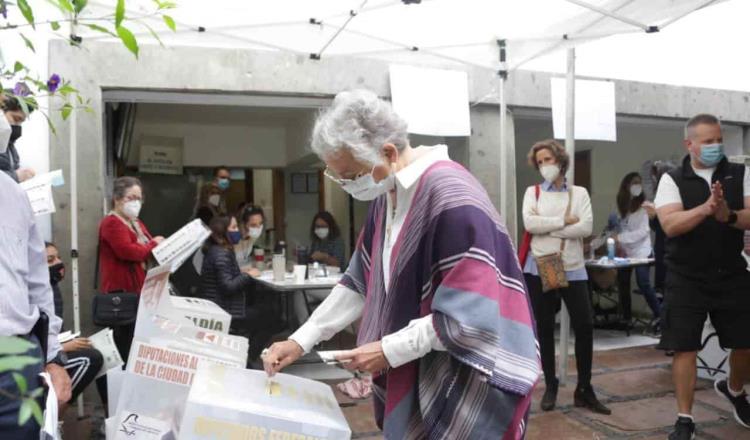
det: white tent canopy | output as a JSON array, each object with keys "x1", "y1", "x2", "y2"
[{"x1": 76, "y1": 0, "x2": 725, "y2": 74}]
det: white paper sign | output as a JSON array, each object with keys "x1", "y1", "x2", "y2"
[
  {"x1": 551, "y1": 77, "x2": 617, "y2": 141},
  {"x1": 152, "y1": 220, "x2": 210, "y2": 271},
  {"x1": 22, "y1": 182, "x2": 55, "y2": 216},
  {"x1": 89, "y1": 327, "x2": 124, "y2": 378},
  {"x1": 114, "y1": 410, "x2": 175, "y2": 440},
  {"x1": 139, "y1": 143, "x2": 183, "y2": 175},
  {"x1": 389, "y1": 64, "x2": 471, "y2": 136}
]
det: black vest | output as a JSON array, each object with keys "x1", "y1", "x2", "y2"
[{"x1": 665, "y1": 155, "x2": 746, "y2": 280}]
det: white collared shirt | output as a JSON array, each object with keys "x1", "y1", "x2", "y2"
[{"x1": 290, "y1": 145, "x2": 448, "y2": 367}]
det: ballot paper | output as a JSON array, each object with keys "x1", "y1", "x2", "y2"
[
  {"x1": 317, "y1": 350, "x2": 352, "y2": 366},
  {"x1": 152, "y1": 219, "x2": 210, "y2": 271},
  {"x1": 180, "y1": 364, "x2": 351, "y2": 440},
  {"x1": 56, "y1": 331, "x2": 80, "y2": 344},
  {"x1": 89, "y1": 327, "x2": 124, "y2": 378},
  {"x1": 39, "y1": 372, "x2": 59, "y2": 440},
  {"x1": 20, "y1": 169, "x2": 65, "y2": 216}
]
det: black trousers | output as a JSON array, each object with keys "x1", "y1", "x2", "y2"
[
  {"x1": 525, "y1": 275, "x2": 594, "y2": 387},
  {"x1": 230, "y1": 306, "x2": 277, "y2": 366}
]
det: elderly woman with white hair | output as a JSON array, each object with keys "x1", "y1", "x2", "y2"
[{"x1": 263, "y1": 90, "x2": 540, "y2": 439}]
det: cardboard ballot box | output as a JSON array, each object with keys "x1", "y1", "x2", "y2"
[
  {"x1": 180, "y1": 364, "x2": 351, "y2": 440},
  {"x1": 135, "y1": 266, "x2": 231, "y2": 338},
  {"x1": 107, "y1": 410, "x2": 175, "y2": 440},
  {"x1": 115, "y1": 340, "x2": 246, "y2": 435}
]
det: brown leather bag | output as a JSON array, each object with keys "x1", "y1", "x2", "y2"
[{"x1": 535, "y1": 190, "x2": 573, "y2": 293}]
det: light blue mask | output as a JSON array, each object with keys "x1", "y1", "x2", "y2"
[
  {"x1": 217, "y1": 178, "x2": 230, "y2": 190},
  {"x1": 699, "y1": 143, "x2": 724, "y2": 167}
]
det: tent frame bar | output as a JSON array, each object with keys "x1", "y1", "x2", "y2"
[{"x1": 563, "y1": 0, "x2": 653, "y2": 31}]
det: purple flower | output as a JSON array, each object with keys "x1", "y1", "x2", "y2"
[
  {"x1": 13, "y1": 82, "x2": 31, "y2": 97},
  {"x1": 0, "y1": 2, "x2": 7, "y2": 19},
  {"x1": 47, "y1": 74, "x2": 61, "y2": 93}
]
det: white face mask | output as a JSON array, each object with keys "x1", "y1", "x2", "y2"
[
  {"x1": 341, "y1": 170, "x2": 394, "y2": 201},
  {"x1": 315, "y1": 227, "x2": 329, "y2": 240},
  {"x1": 539, "y1": 164, "x2": 561, "y2": 183},
  {"x1": 208, "y1": 194, "x2": 221, "y2": 207},
  {"x1": 0, "y1": 113, "x2": 10, "y2": 155},
  {"x1": 630, "y1": 184, "x2": 643, "y2": 197},
  {"x1": 122, "y1": 200, "x2": 142, "y2": 220},
  {"x1": 248, "y1": 225, "x2": 263, "y2": 239}
]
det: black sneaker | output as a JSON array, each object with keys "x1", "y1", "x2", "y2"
[
  {"x1": 668, "y1": 416, "x2": 695, "y2": 440},
  {"x1": 714, "y1": 378, "x2": 750, "y2": 429}
]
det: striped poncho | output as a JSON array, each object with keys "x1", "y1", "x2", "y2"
[{"x1": 341, "y1": 160, "x2": 540, "y2": 439}]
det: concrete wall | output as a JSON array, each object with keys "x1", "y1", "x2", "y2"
[
  {"x1": 47, "y1": 40, "x2": 750, "y2": 332},
  {"x1": 128, "y1": 104, "x2": 288, "y2": 168}
]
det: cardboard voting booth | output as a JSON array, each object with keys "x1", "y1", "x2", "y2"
[
  {"x1": 107, "y1": 411, "x2": 175, "y2": 440},
  {"x1": 112, "y1": 265, "x2": 247, "y2": 436},
  {"x1": 134, "y1": 266, "x2": 232, "y2": 339},
  {"x1": 180, "y1": 364, "x2": 351, "y2": 440},
  {"x1": 152, "y1": 219, "x2": 210, "y2": 271}
]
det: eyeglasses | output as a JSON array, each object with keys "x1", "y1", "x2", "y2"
[{"x1": 323, "y1": 167, "x2": 368, "y2": 185}]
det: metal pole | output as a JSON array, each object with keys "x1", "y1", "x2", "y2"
[
  {"x1": 69, "y1": 107, "x2": 84, "y2": 417},
  {"x1": 499, "y1": 73, "x2": 508, "y2": 228},
  {"x1": 559, "y1": 47, "x2": 576, "y2": 385}
]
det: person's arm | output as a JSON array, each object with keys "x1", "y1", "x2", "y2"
[
  {"x1": 380, "y1": 314, "x2": 445, "y2": 368},
  {"x1": 289, "y1": 284, "x2": 364, "y2": 353},
  {"x1": 27, "y1": 215, "x2": 62, "y2": 361},
  {"x1": 522, "y1": 186, "x2": 565, "y2": 234},
  {"x1": 100, "y1": 218, "x2": 158, "y2": 262},
  {"x1": 550, "y1": 188, "x2": 593, "y2": 239},
  {"x1": 617, "y1": 211, "x2": 650, "y2": 245},
  {"x1": 211, "y1": 248, "x2": 253, "y2": 295},
  {"x1": 0, "y1": 150, "x2": 18, "y2": 182}
]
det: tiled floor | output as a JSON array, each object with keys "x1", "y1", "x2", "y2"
[{"x1": 64, "y1": 345, "x2": 747, "y2": 439}]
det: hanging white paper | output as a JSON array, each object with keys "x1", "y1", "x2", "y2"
[
  {"x1": 551, "y1": 77, "x2": 617, "y2": 142},
  {"x1": 152, "y1": 219, "x2": 211, "y2": 271},
  {"x1": 39, "y1": 372, "x2": 59, "y2": 440},
  {"x1": 389, "y1": 64, "x2": 471, "y2": 136},
  {"x1": 89, "y1": 327, "x2": 124, "y2": 378}
]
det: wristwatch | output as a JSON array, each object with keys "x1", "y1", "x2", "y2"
[
  {"x1": 726, "y1": 210, "x2": 738, "y2": 225},
  {"x1": 47, "y1": 351, "x2": 68, "y2": 367}
]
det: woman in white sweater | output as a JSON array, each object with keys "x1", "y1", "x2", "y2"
[
  {"x1": 614, "y1": 172, "x2": 661, "y2": 325},
  {"x1": 522, "y1": 140, "x2": 610, "y2": 415}
]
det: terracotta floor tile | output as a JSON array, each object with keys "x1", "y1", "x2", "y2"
[
  {"x1": 585, "y1": 395, "x2": 722, "y2": 433},
  {"x1": 593, "y1": 368, "x2": 674, "y2": 397},
  {"x1": 526, "y1": 412, "x2": 602, "y2": 440}
]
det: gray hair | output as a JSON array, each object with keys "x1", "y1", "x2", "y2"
[
  {"x1": 311, "y1": 89, "x2": 409, "y2": 165},
  {"x1": 112, "y1": 176, "x2": 142, "y2": 201},
  {"x1": 684, "y1": 113, "x2": 720, "y2": 139}
]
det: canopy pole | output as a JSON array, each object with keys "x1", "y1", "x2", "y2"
[
  {"x1": 559, "y1": 47, "x2": 576, "y2": 386},
  {"x1": 498, "y1": 40, "x2": 509, "y2": 235}
]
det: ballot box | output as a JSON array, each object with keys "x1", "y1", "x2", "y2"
[{"x1": 180, "y1": 364, "x2": 351, "y2": 440}]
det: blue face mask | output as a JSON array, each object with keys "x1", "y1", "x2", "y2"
[
  {"x1": 699, "y1": 143, "x2": 724, "y2": 167},
  {"x1": 217, "y1": 178, "x2": 230, "y2": 190},
  {"x1": 228, "y1": 231, "x2": 242, "y2": 245}
]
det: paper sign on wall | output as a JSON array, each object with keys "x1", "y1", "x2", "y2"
[
  {"x1": 389, "y1": 64, "x2": 471, "y2": 136},
  {"x1": 140, "y1": 143, "x2": 183, "y2": 175},
  {"x1": 551, "y1": 77, "x2": 617, "y2": 142}
]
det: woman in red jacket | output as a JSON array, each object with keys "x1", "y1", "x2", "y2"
[{"x1": 98, "y1": 176, "x2": 163, "y2": 359}]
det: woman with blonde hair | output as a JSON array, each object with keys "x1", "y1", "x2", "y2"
[{"x1": 521, "y1": 139, "x2": 610, "y2": 414}]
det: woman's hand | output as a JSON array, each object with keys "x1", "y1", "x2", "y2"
[
  {"x1": 336, "y1": 341, "x2": 390, "y2": 375},
  {"x1": 564, "y1": 215, "x2": 580, "y2": 226},
  {"x1": 262, "y1": 340, "x2": 304, "y2": 377},
  {"x1": 311, "y1": 251, "x2": 328, "y2": 262},
  {"x1": 243, "y1": 267, "x2": 261, "y2": 277},
  {"x1": 153, "y1": 236, "x2": 165, "y2": 244},
  {"x1": 62, "y1": 338, "x2": 92, "y2": 353},
  {"x1": 642, "y1": 201, "x2": 656, "y2": 219}
]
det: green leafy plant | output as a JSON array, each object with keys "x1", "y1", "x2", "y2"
[
  {"x1": 0, "y1": 0, "x2": 177, "y2": 127},
  {"x1": 0, "y1": 336, "x2": 44, "y2": 425}
]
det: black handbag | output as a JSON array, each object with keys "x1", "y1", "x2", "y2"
[
  {"x1": 92, "y1": 240, "x2": 139, "y2": 327},
  {"x1": 92, "y1": 292, "x2": 139, "y2": 326}
]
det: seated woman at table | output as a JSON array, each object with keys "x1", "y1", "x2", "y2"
[
  {"x1": 613, "y1": 172, "x2": 661, "y2": 327},
  {"x1": 309, "y1": 211, "x2": 345, "y2": 270},
  {"x1": 522, "y1": 140, "x2": 610, "y2": 414},
  {"x1": 200, "y1": 215, "x2": 273, "y2": 366},
  {"x1": 234, "y1": 205, "x2": 266, "y2": 269},
  {"x1": 293, "y1": 211, "x2": 347, "y2": 326}
]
